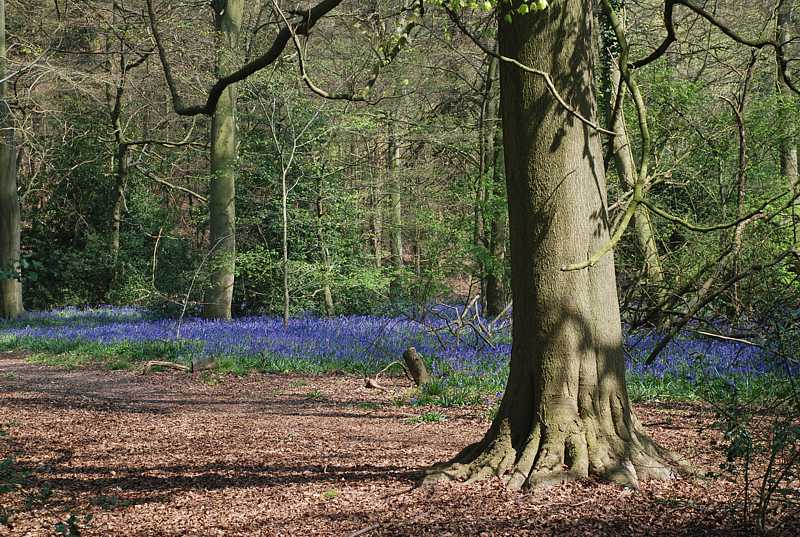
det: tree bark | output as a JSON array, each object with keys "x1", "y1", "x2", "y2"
[
  {"x1": 426, "y1": 1, "x2": 685, "y2": 489},
  {"x1": 110, "y1": 143, "x2": 127, "y2": 265},
  {"x1": 316, "y1": 179, "x2": 335, "y2": 316},
  {"x1": 777, "y1": 1, "x2": 799, "y2": 244},
  {"x1": 0, "y1": 0, "x2": 23, "y2": 319},
  {"x1": 477, "y1": 52, "x2": 497, "y2": 313},
  {"x1": 388, "y1": 120, "x2": 403, "y2": 298},
  {"x1": 403, "y1": 347, "x2": 430, "y2": 387},
  {"x1": 607, "y1": 63, "x2": 665, "y2": 297},
  {"x1": 204, "y1": 0, "x2": 242, "y2": 320},
  {"x1": 106, "y1": 1, "x2": 125, "y2": 280},
  {"x1": 368, "y1": 140, "x2": 383, "y2": 267},
  {"x1": 108, "y1": 67, "x2": 128, "y2": 286},
  {"x1": 282, "y1": 156, "x2": 290, "y2": 327},
  {"x1": 485, "y1": 101, "x2": 507, "y2": 317}
]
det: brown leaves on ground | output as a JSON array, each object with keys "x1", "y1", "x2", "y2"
[{"x1": 0, "y1": 353, "x2": 795, "y2": 536}]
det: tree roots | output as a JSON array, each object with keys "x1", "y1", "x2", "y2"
[{"x1": 424, "y1": 412, "x2": 693, "y2": 490}]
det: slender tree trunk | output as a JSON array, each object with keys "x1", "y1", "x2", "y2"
[
  {"x1": 777, "y1": 1, "x2": 799, "y2": 246},
  {"x1": 388, "y1": 121, "x2": 403, "y2": 297},
  {"x1": 108, "y1": 74, "x2": 127, "y2": 283},
  {"x1": 282, "y1": 167, "x2": 289, "y2": 327},
  {"x1": 368, "y1": 141, "x2": 383, "y2": 267},
  {"x1": 476, "y1": 52, "x2": 497, "y2": 311},
  {"x1": 599, "y1": 5, "x2": 665, "y2": 300},
  {"x1": 414, "y1": 227, "x2": 421, "y2": 277},
  {"x1": 204, "y1": 0, "x2": 242, "y2": 320},
  {"x1": 608, "y1": 65, "x2": 665, "y2": 295},
  {"x1": 427, "y1": 1, "x2": 684, "y2": 489},
  {"x1": 316, "y1": 181, "x2": 335, "y2": 316},
  {"x1": 485, "y1": 102, "x2": 507, "y2": 317},
  {"x1": 0, "y1": 0, "x2": 23, "y2": 319},
  {"x1": 106, "y1": 1, "x2": 125, "y2": 283},
  {"x1": 110, "y1": 142, "x2": 127, "y2": 268},
  {"x1": 727, "y1": 56, "x2": 756, "y2": 318}
]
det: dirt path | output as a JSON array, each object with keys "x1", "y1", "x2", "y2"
[{"x1": 0, "y1": 352, "x2": 778, "y2": 536}]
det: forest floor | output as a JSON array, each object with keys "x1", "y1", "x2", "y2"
[{"x1": 0, "y1": 351, "x2": 793, "y2": 536}]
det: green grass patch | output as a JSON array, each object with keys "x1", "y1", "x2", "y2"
[
  {"x1": 321, "y1": 489, "x2": 340, "y2": 500},
  {"x1": 1, "y1": 335, "x2": 193, "y2": 371},
  {"x1": 411, "y1": 370, "x2": 505, "y2": 408},
  {"x1": 304, "y1": 389, "x2": 325, "y2": 401},
  {"x1": 627, "y1": 373, "x2": 796, "y2": 404}
]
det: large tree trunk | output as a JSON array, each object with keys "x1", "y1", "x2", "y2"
[
  {"x1": 204, "y1": 0, "x2": 242, "y2": 320},
  {"x1": 0, "y1": 0, "x2": 23, "y2": 319},
  {"x1": 427, "y1": 1, "x2": 684, "y2": 489}
]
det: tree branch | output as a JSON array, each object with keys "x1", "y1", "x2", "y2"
[
  {"x1": 444, "y1": 6, "x2": 616, "y2": 136},
  {"x1": 273, "y1": 0, "x2": 420, "y2": 103},
  {"x1": 133, "y1": 164, "x2": 208, "y2": 202},
  {"x1": 145, "y1": 0, "x2": 344, "y2": 116}
]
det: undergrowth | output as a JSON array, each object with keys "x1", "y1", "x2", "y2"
[{"x1": 1, "y1": 327, "x2": 795, "y2": 408}]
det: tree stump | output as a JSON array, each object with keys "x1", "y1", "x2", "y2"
[
  {"x1": 191, "y1": 355, "x2": 218, "y2": 373},
  {"x1": 402, "y1": 347, "x2": 430, "y2": 386}
]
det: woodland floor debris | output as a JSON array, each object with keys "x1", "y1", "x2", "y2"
[{"x1": 0, "y1": 353, "x2": 796, "y2": 536}]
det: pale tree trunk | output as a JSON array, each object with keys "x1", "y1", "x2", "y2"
[
  {"x1": 777, "y1": 1, "x2": 799, "y2": 246},
  {"x1": 107, "y1": 2, "x2": 125, "y2": 276},
  {"x1": 388, "y1": 121, "x2": 403, "y2": 297},
  {"x1": 108, "y1": 71, "x2": 128, "y2": 284},
  {"x1": 0, "y1": 0, "x2": 23, "y2": 319},
  {"x1": 608, "y1": 63, "x2": 665, "y2": 297},
  {"x1": 427, "y1": 1, "x2": 685, "y2": 489},
  {"x1": 316, "y1": 190, "x2": 335, "y2": 317},
  {"x1": 369, "y1": 141, "x2": 384, "y2": 268},
  {"x1": 728, "y1": 56, "x2": 756, "y2": 318},
  {"x1": 204, "y1": 0, "x2": 242, "y2": 320},
  {"x1": 110, "y1": 143, "x2": 127, "y2": 267},
  {"x1": 282, "y1": 165, "x2": 289, "y2": 326}
]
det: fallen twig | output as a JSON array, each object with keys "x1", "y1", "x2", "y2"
[
  {"x1": 364, "y1": 377, "x2": 387, "y2": 391},
  {"x1": 140, "y1": 361, "x2": 190, "y2": 374}
]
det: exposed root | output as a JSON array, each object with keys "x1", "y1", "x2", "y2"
[
  {"x1": 140, "y1": 361, "x2": 190, "y2": 374},
  {"x1": 424, "y1": 411, "x2": 694, "y2": 491}
]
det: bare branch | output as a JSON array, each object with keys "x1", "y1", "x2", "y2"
[
  {"x1": 145, "y1": 0, "x2": 344, "y2": 116},
  {"x1": 444, "y1": 6, "x2": 616, "y2": 136},
  {"x1": 273, "y1": 0, "x2": 420, "y2": 103}
]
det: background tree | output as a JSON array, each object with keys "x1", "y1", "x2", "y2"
[
  {"x1": 204, "y1": 0, "x2": 243, "y2": 320},
  {"x1": 0, "y1": 0, "x2": 23, "y2": 319}
]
